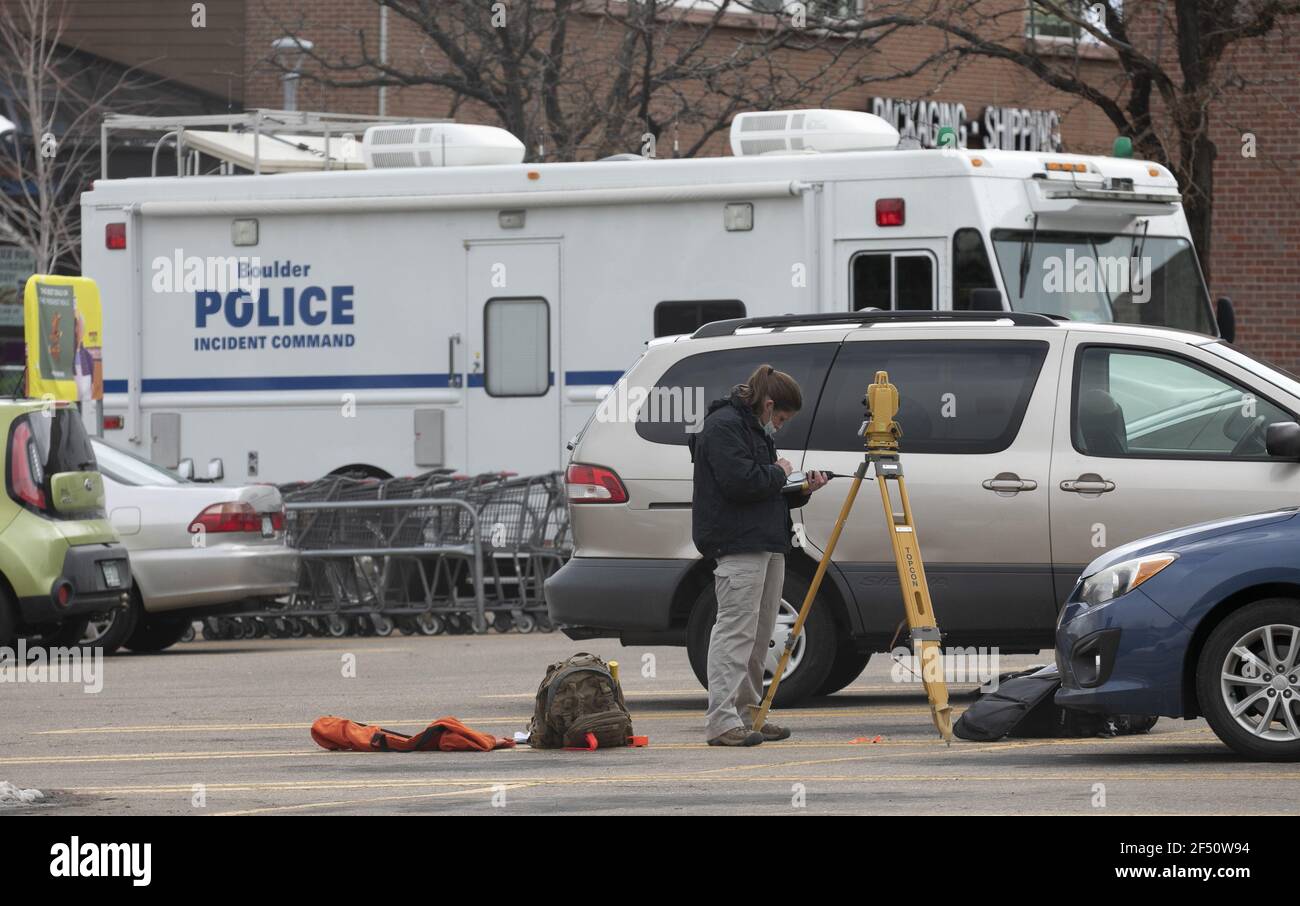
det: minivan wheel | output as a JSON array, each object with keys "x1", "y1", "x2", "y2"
[
  {"x1": 1196, "y1": 599, "x2": 1300, "y2": 762},
  {"x1": 816, "y1": 647, "x2": 873, "y2": 696},
  {"x1": 686, "y1": 570, "x2": 838, "y2": 708}
]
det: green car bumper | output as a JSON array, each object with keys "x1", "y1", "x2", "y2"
[{"x1": 16, "y1": 541, "x2": 132, "y2": 624}]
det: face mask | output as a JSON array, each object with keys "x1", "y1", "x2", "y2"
[{"x1": 763, "y1": 419, "x2": 778, "y2": 438}]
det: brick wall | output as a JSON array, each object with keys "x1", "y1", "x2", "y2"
[
  {"x1": 1203, "y1": 25, "x2": 1300, "y2": 372},
  {"x1": 236, "y1": 0, "x2": 1299, "y2": 369}
]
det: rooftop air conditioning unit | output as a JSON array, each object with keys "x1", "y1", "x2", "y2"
[
  {"x1": 362, "y1": 122, "x2": 526, "y2": 168},
  {"x1": 730, "y1": 109, "x2": 900, "y2": 157}
]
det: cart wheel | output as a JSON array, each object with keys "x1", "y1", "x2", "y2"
[
  {"x1": 493, "y1": 613, "x2": 515, "y2": 633},
  {"x1": 181, "y1": 623, "x2": 196, "y2": 643},
  {"x1": 471, "y1": 614, "x2": 490, "y2": 634},
  {"x1": 288, "y1": 618, "x2": 306, "y2": 638},
  {"x1": 416, "y1": 613, "x2": 443, "y2": 636},
  {"x1": 372, "y1": 615, "x2": 395, "y2": 637},
  {"x1": 537, "y1": 614, "x2": 555, "y2": 633},
  {"x1": 201, "y1": 619, "x2": 221, "y2": 641},
  {"x1": 516, "y1": 613, "x2": 537, "y2": 634},
  {"x1": 326, "y1": 615, "x2": 348, "y2": 638}
]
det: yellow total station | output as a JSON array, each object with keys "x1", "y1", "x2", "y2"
[{"x1": 862, "y1": 370, "x2": 902, "y2": 453}]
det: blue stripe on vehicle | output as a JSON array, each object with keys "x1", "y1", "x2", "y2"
[
  {"x1": 103, "y1": 370, "x2": 610, "y2": 393},
  {"x1": 565, "y1": 370, "x2": 623, "y2": 385},
  {"x1": 108, "y1": 374, "x2": 453, "y2": 392}
]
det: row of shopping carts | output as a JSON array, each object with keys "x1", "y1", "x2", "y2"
[{"x1": 201, "y1": 469, "x2": 571, "y2": 639}]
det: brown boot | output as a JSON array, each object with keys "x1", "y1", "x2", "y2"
[
  {"x1": 758, "y1": 722, "x2": 791, "y2": 741},
  {"x1": 708, "y1": 727, "x2": 764, "y2": 747}
]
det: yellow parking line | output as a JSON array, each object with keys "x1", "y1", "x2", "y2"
[
  {"x1": 479, "y1": 684, "x2": 974, "y2": 699},
  {"x1": 77, "y1": 761, "x2": 1289, "y2": 799},
  {"x1": 33, "y1": 705, "x2": 965, "y2": 735},
  {"x1": 0, "y1": 750, "x2": 342, "y2": 766},
  {"x1": 3, "y1": 726, "x2": 1222, "y2": 769},
  {"x1": 214, "y1": 782, "x2": 539, "y2": 816}
]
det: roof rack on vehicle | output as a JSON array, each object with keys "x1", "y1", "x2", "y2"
[{"x1": 690, "y1": 309, "x2": 1059, "y2": 339}]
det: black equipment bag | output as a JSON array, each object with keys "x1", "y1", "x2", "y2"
[{"x1": 954, "y1": 664, "x2": 1159, "y2": 741}]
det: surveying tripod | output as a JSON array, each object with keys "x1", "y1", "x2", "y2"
[{"x1": 750, "y1": 370, "x2": 954, "y2": 743}]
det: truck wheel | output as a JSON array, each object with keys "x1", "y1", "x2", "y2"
[
  {"x1": 816, "y1": 647, "x2": 873, "y2": 696},
  {"x1": 123, "y1": 616, "x2": 192, "y2": 653},
  {"x1": 78, "y1": 591, "x2": 142, "y2": 655},
  {"x1": 1196, "y1": 598, "x2": 1300, "y2": 762},
  {"x1": 686, "y1": 569, "x2": 837, "y2": 708}
]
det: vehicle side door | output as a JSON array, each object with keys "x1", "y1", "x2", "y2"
[
  {"x1": 796, "y1": 327, "x2": 1063, "y2": 650},
  {"x1": 1048, "y1": 331, "x2": 1300, "y2": 604}
]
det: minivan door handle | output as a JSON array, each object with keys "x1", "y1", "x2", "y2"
[
  {"x1": 1060, "y1": 473, "x2": 1116, "y2": 495},
  {"x1": 981, "y1": 472, "x2": 1038, "y2": 496}
]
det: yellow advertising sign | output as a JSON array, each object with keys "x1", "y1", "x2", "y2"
[{"x1": 24, "y1": 275, "x2": 103, "y2": 404}]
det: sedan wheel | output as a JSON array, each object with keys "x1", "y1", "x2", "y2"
[
  {"x1": 1198, "y1": 599, "x2": 1300, "y2": 761},
  {"x1": 1219, "y1": 625, "x2": 1300, "y2": 741}
]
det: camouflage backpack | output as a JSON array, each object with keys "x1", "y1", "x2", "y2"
[{"x1": 527, "y1": 653, "x2": 633, "y2": 749}]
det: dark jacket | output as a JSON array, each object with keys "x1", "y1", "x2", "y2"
[{"x1": 687, "y1": 389, "x2": 811, "y2": 559}]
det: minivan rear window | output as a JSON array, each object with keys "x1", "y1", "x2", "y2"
[
  {"x1": 807, "y1": 340, "x2": 1049, "y2": 454},
  {"x1": 634, "y1": 343, "x2": 837, "y2": 447}
]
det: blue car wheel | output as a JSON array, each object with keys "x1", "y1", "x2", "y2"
[{"x1": 1196, "y1": 598, "x2": 1300, "y2": 761}]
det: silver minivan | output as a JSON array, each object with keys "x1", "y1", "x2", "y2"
[{"x1": 546, "y1": 311, "x2": 1300, "y2": 704}]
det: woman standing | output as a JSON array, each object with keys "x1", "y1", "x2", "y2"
[{"x1": 687, "y1": 364, "x2": 827, "y2": 747}]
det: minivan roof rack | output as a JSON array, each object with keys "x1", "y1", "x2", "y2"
[{"x1": 691, "y1": 310, "x2": 1059, "y2": 338}]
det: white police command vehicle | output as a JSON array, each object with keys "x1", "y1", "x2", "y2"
[{"x1": 80, "y1": 108, "x2": 1227, "y2": 483}]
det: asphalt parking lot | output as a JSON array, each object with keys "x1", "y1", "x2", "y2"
[{"x1": 3, "y1": 632, "x2": 1297, "y2": 816}]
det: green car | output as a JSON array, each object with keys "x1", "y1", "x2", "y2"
[{"x1": 0, "y1": 401, "x2": 131, "y2": 648}]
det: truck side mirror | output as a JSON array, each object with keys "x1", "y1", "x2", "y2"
[
  {"x1": 177, "y1": 458, "x2": 195, "y2": 480},
  {"x1": 1216, "y1": 297, "x2": 1236, "y2": 343},
  {"x1": 207, "y1": 457, "x2": 225, "y2": 482},
  {"x1": 1265, "y1": 422, "x2": 1300, "y2": 460},
  {"x1": 968, "y1": 288, "x2": 1004, "y2": 312}
]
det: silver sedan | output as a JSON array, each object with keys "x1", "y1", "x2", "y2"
[{"x1": 81, "y1": 440, "x2": 299, "y2": 654}]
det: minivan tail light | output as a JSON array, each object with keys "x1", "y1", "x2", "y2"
[
  {"x1": 9, "y1": 419, "x2": 46, "y2": 510},
  {"x1": 566, "y1": 463, "x2": 628, "y2": 504},
  {"x1": 189, "y1": 502, "x2": 263, "y2": 534}
]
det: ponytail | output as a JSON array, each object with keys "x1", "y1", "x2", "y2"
[{"x1": 741, "y1": 363, "x2": 802, "y2": 416}]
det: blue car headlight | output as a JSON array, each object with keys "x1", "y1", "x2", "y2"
[{"x1": 1078, "y1": 552, "x2": 1179, "y2": 609}]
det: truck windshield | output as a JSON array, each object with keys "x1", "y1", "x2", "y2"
[{"x1": 991, "y1": 229, "x2": 1215, "y2": 335}]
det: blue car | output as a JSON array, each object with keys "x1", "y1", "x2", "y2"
[{"x1": 1056, "y1": 507, "x2": 1300, "y2": 761}]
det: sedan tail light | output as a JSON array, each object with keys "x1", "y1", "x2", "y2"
[
  {"x1": 566, "y1": 463, "x2": 628, "y2": 504},
  {"x1": 189, "y1": 502, "x2": 275, "y2": 534}
]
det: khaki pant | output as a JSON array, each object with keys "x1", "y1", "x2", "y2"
[{"x1": 705, "y1": 551, "x2": 785, "y2": 740}]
